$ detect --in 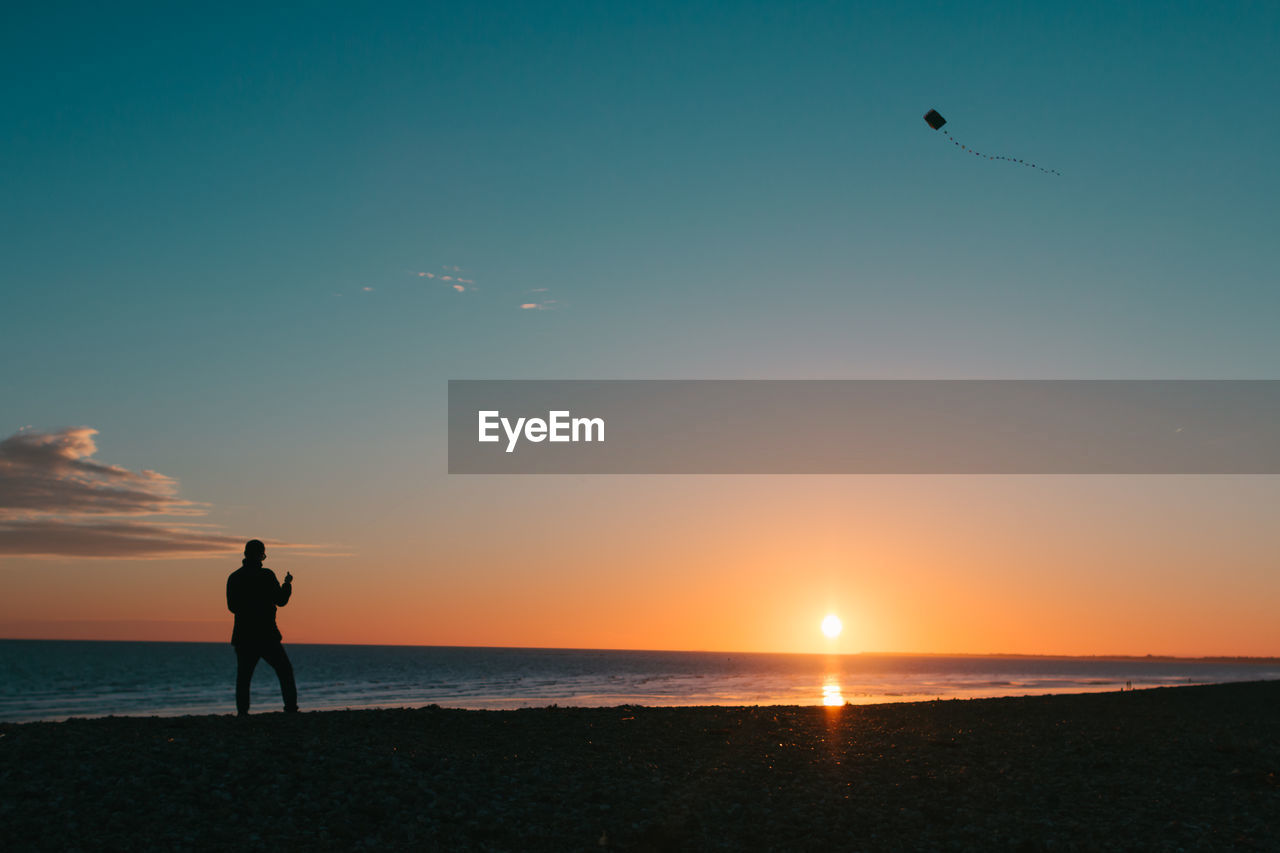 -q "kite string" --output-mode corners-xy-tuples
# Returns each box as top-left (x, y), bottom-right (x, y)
(940, 129), (1060, 176)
